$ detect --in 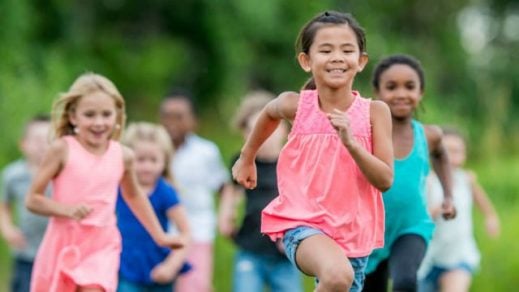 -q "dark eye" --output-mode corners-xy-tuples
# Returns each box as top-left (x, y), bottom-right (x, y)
(103, 111), (113, 118)
(320, 50), (331, 54)
(405, 83), (416, 90)
(385, 84), (396, 90)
